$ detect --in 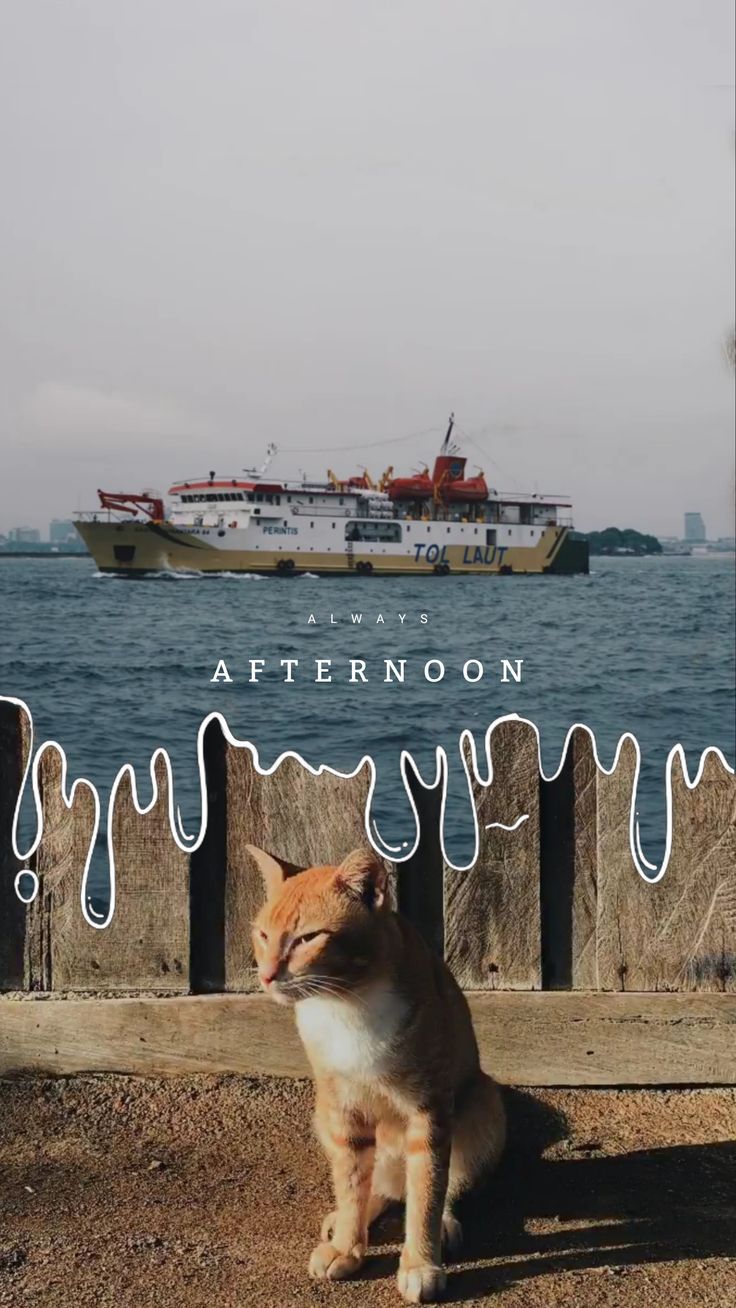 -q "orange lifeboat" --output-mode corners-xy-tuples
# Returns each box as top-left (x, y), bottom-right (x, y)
(387, 470), (434, 501)
(442, 474), (488, 503)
